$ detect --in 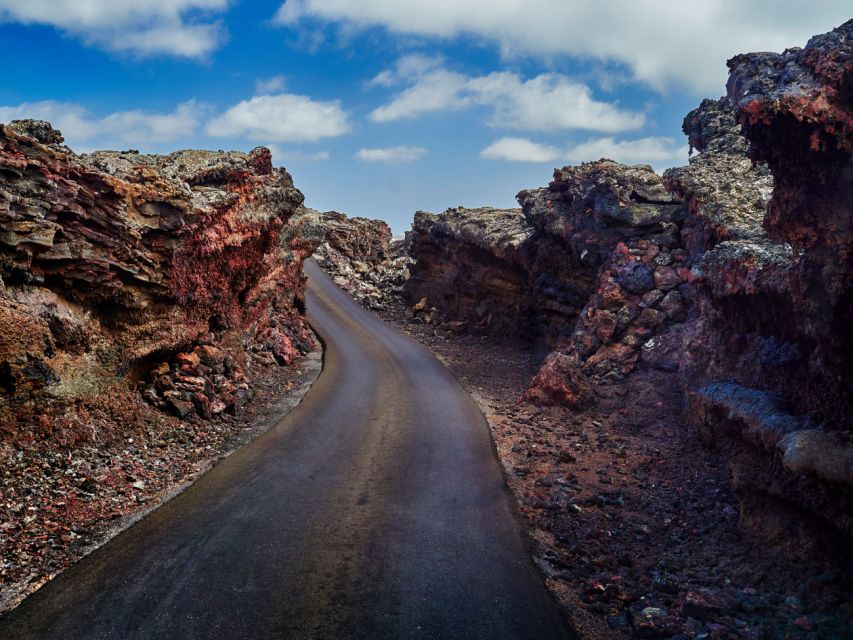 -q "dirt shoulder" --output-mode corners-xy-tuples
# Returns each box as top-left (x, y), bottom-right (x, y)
(0, 344), (322, 614)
